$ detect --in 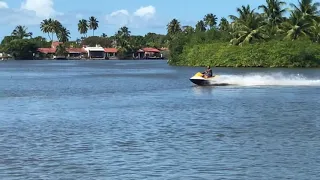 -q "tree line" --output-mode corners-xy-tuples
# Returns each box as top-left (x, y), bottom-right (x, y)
(166, 0), (320, 67)
(0, 16), (169, 59)
(1, 0), (320, 65)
